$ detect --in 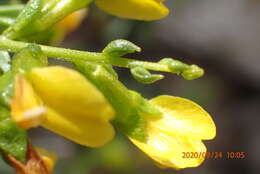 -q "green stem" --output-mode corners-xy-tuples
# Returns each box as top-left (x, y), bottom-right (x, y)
(0, 36), (171, 73)
(0, 5), (24, 17)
